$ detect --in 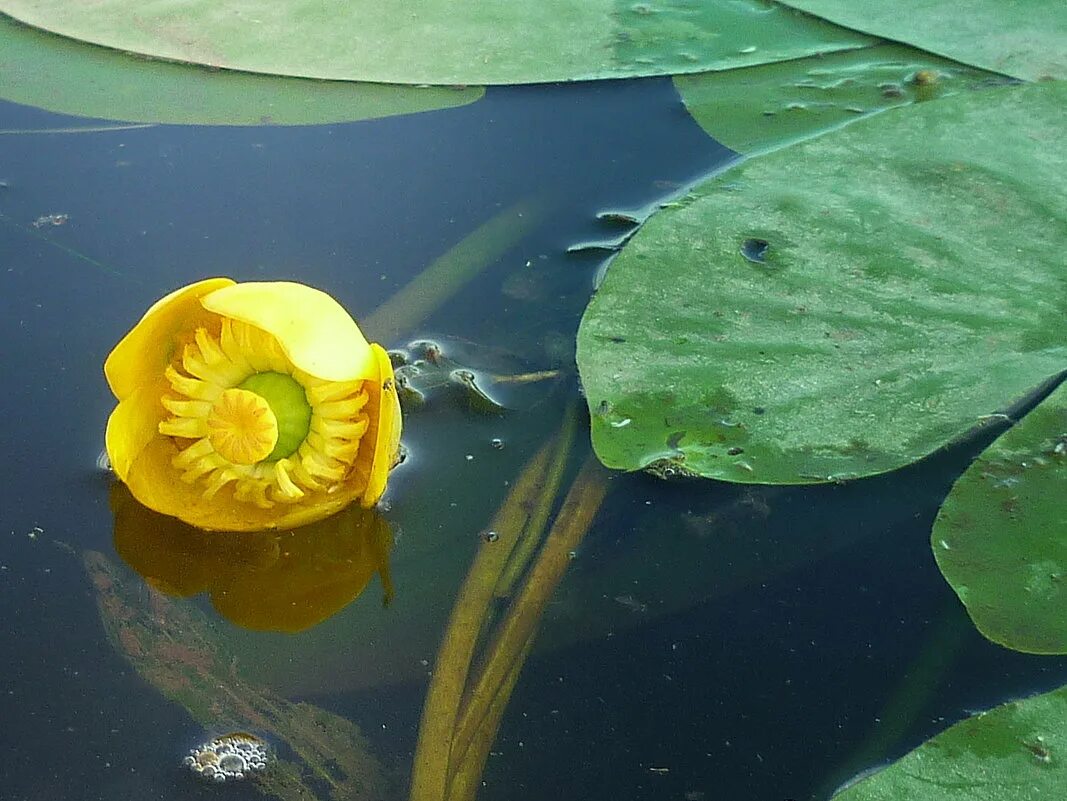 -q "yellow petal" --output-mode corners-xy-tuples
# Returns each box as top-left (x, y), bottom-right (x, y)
(104, 278), (235, 400)
(361, 344), (403, 508)
(105, 383), (165, 482)
(124, 436), (364, 532)
(201, 282), (376, 383)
